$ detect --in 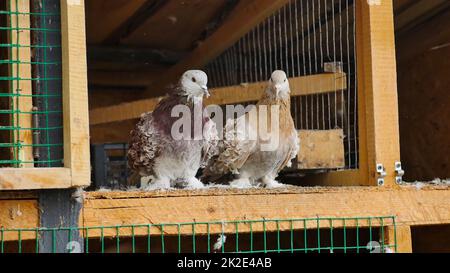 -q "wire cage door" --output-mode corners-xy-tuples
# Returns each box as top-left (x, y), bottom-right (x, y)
(204, 0), (400, 186)
(0, 0), (90, 190)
